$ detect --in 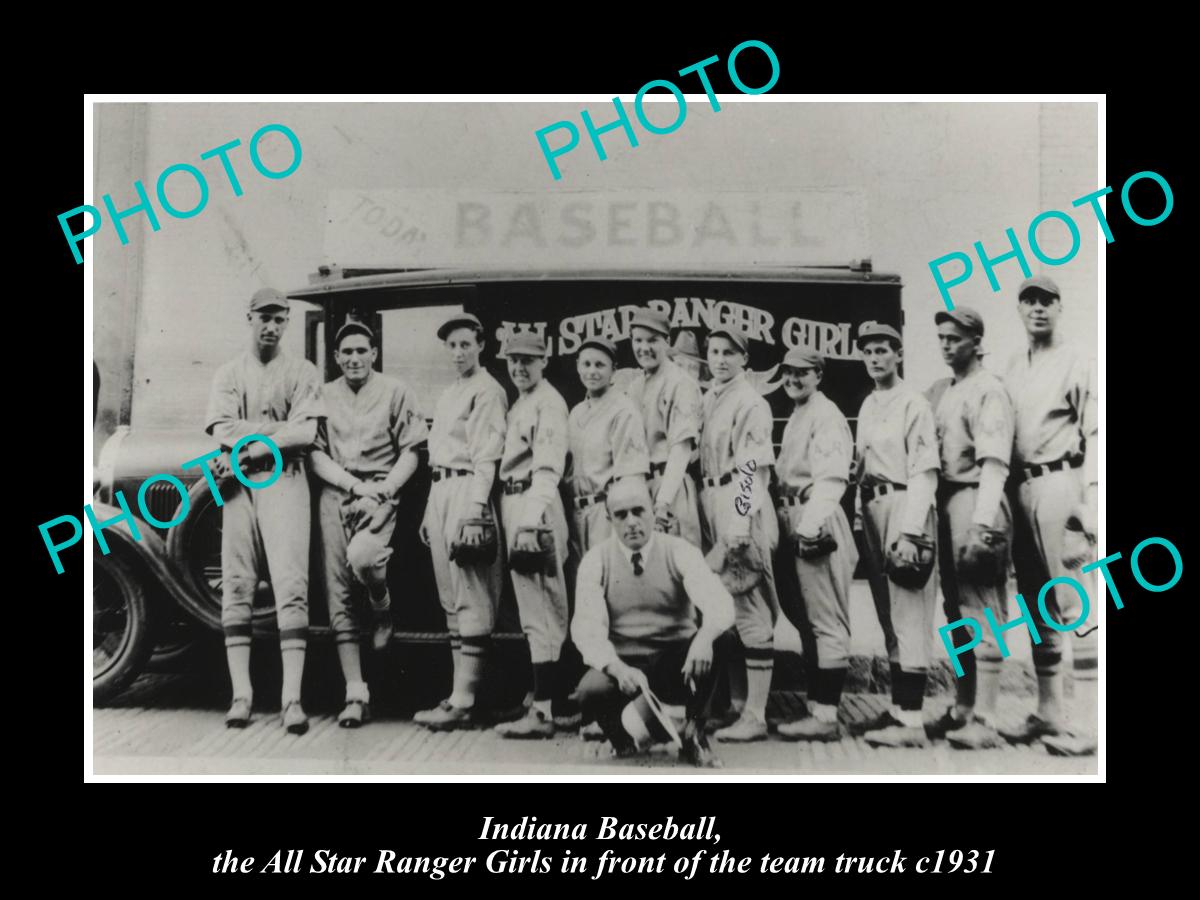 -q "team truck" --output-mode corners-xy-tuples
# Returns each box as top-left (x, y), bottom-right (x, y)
(92, 262), (902, 704)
